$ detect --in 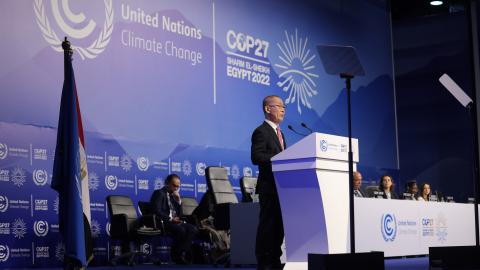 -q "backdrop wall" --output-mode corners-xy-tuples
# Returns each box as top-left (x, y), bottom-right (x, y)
(0, 0), (396, 267)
